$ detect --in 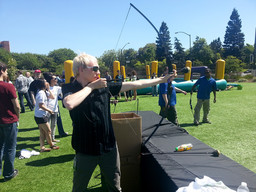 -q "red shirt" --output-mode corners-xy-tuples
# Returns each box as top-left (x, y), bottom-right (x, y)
(0, 81), (18, 124)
